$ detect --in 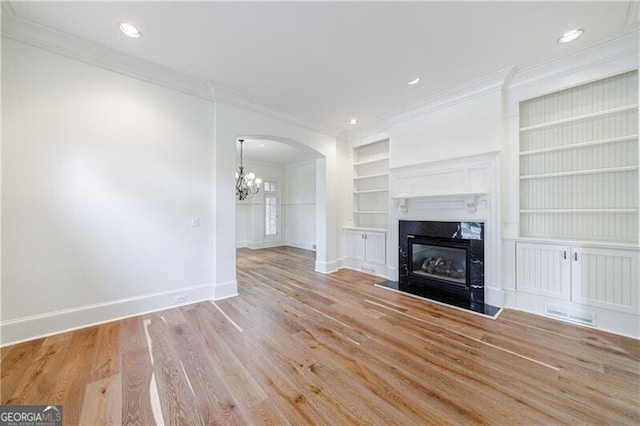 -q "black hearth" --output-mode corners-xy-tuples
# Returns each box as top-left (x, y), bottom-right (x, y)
(395, 220), (492, 314)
